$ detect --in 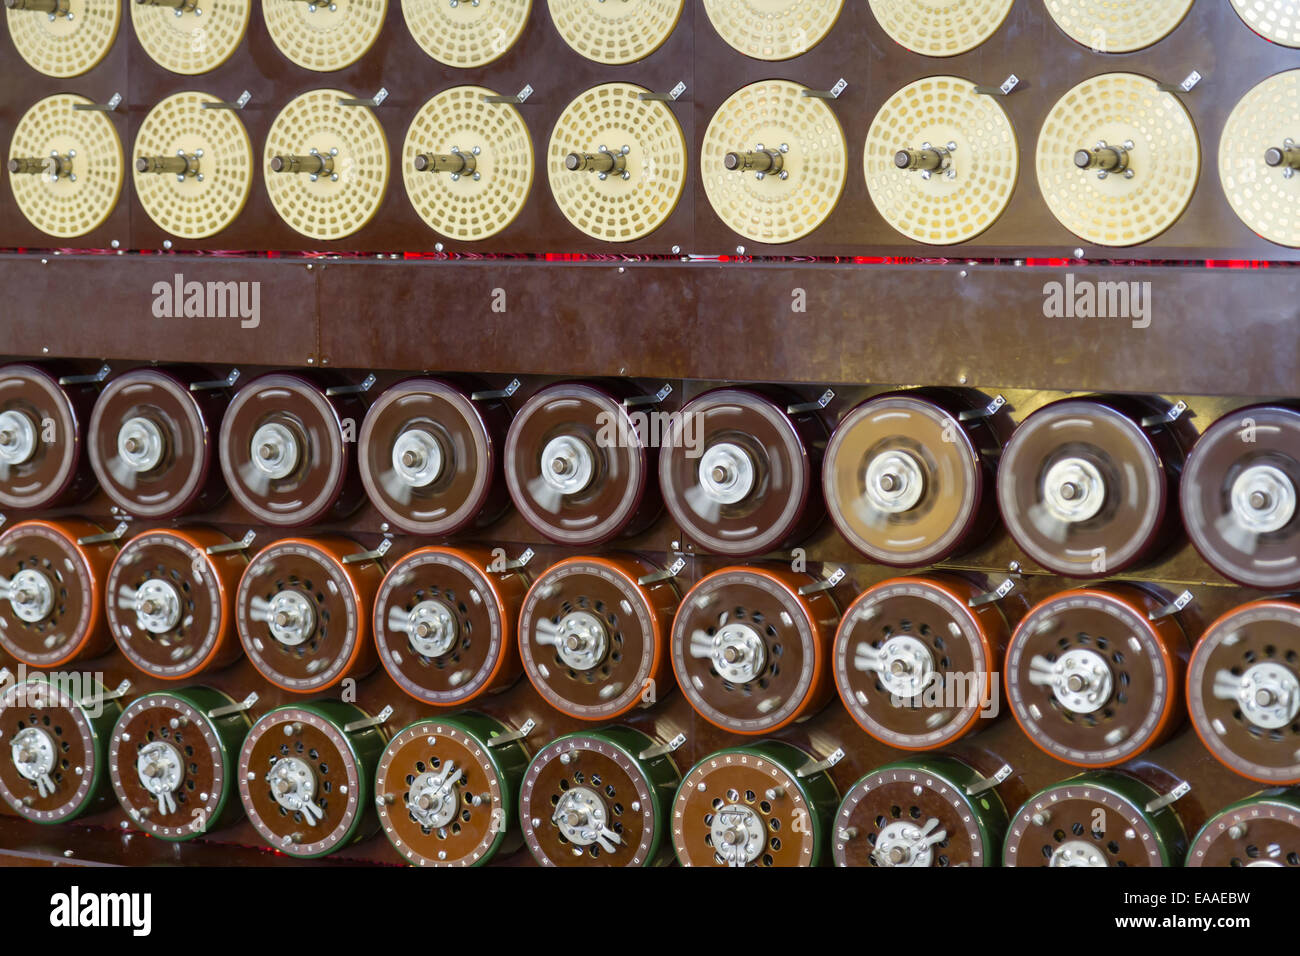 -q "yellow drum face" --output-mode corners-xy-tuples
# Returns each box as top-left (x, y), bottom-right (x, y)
(130, 0), (249, 74)
(261, 0), (386, 71)
(702, 0), (844, 60)
(546, 0), (682, 64)
(868, 0), (1012, 57)
(1044, 0), (1192, 53)
(403, 0), (531, 67)
(6, 0), (120, 77)
(1220, 70), (1300, 247)
(1230, 0), (1300, 48)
